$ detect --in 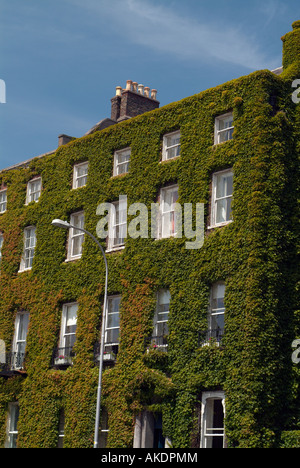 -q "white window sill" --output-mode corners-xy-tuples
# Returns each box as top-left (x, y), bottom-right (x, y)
(160, 156), (181, 163)
(65, 256), (82, 263)
(18, 267), (32, 274)
(207, 220), (233, 230)
(106, 245), (125, 254)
